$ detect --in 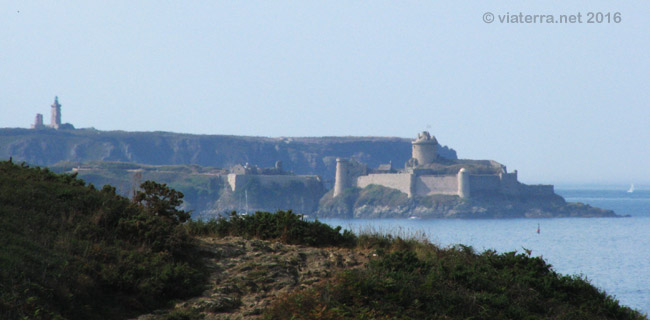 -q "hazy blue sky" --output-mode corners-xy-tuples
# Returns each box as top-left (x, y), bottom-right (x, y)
(1, 2), (648, 185)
